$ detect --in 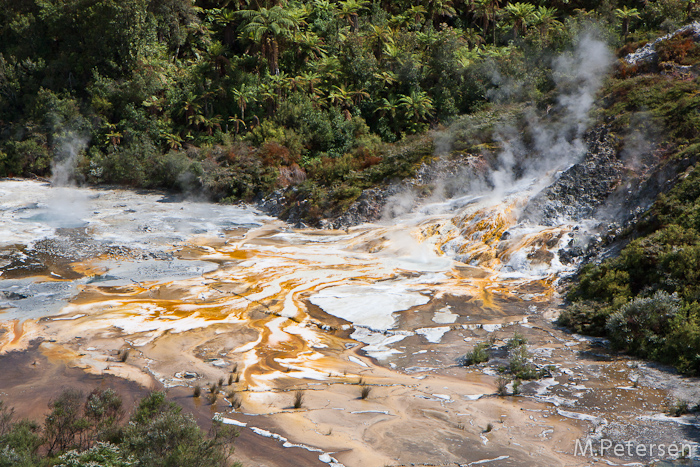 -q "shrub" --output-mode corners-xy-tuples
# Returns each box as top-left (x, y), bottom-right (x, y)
(496, 377), (509, 396)
(122, 392), (239, 466)
(508, 345), (548, 380)
(512, 379), (522, 395)
(44, 389), (88, 455)
(460, 342), (490, 366)
(227, 392), (242, 411)
(666, 398), (690, 417)
(605, 291), (681, 357)
(1, 139), (52, 177)
(0, 418), (43, 467)
(84, 388), (123, 441)
(56, 442), (134, 467)
(657, 32), (700, 65)
(507, 331), (528, 349)
(556, 301), (611, 336)
(149, 151), (202, 191)
(568, 264), (631, 305)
